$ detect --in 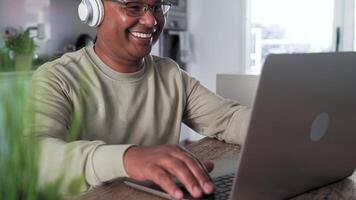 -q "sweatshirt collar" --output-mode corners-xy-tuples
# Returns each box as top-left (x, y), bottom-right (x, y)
(85, 45), (148, 82)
